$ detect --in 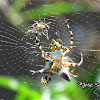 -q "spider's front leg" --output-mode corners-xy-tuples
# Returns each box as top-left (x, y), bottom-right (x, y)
(61, 20), (74, 59)
(42, 53), (54, 61)
(35, 30), (54, 62)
